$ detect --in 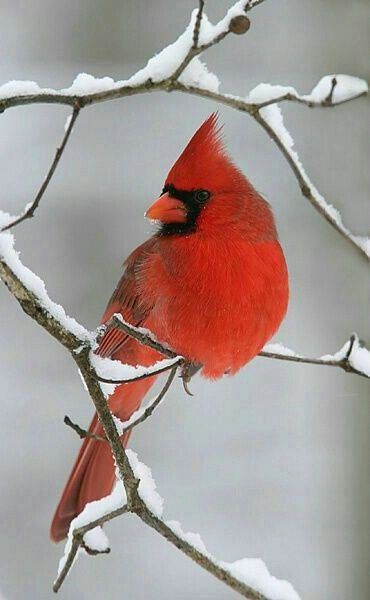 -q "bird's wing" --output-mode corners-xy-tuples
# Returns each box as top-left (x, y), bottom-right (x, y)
(97, 237), (156, 358)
